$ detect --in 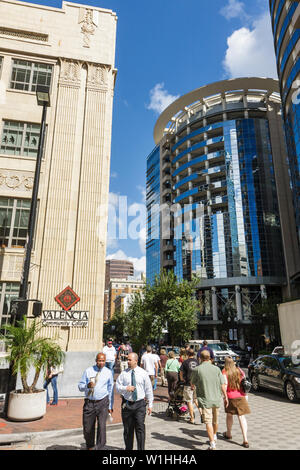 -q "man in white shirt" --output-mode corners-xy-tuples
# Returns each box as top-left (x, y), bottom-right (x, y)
(141, 345), (159, 387)
(102, 340), (117, 372)
(116, 352), (153, 450)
